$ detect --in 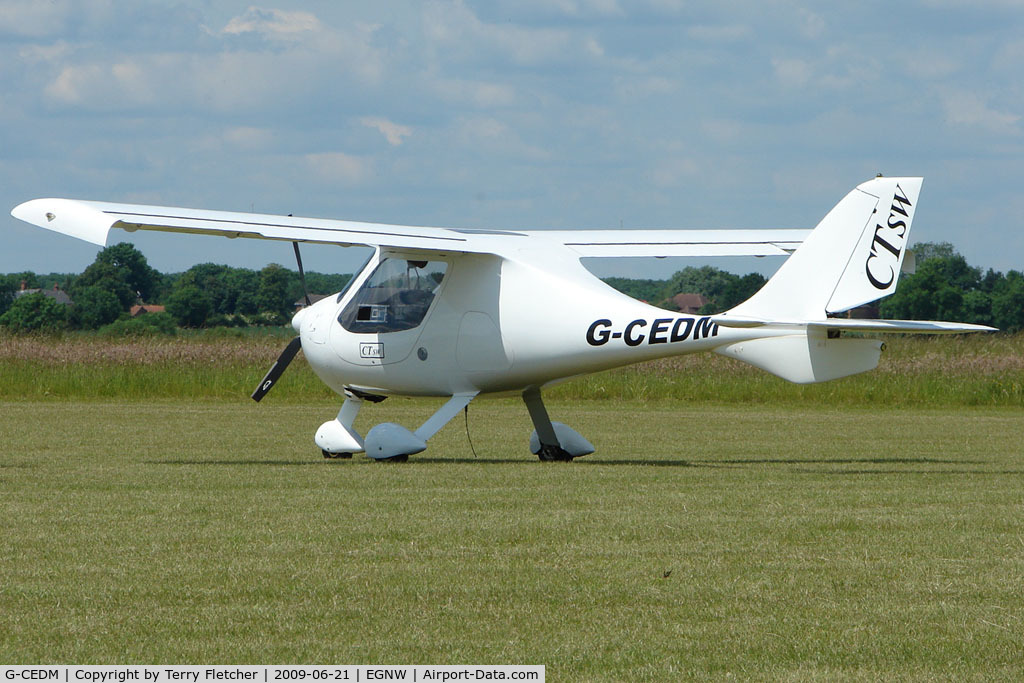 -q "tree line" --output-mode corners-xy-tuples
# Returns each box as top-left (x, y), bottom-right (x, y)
(606, 241), (1024, 332)
(1, 240), (1022, 334)
(0, 242), (352, 334)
